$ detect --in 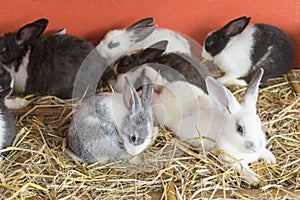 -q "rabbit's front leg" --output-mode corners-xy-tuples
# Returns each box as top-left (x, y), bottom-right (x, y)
(221, 154), (259, 184)
(260, 148), (276, 164)
(218, 75), (247, 86)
